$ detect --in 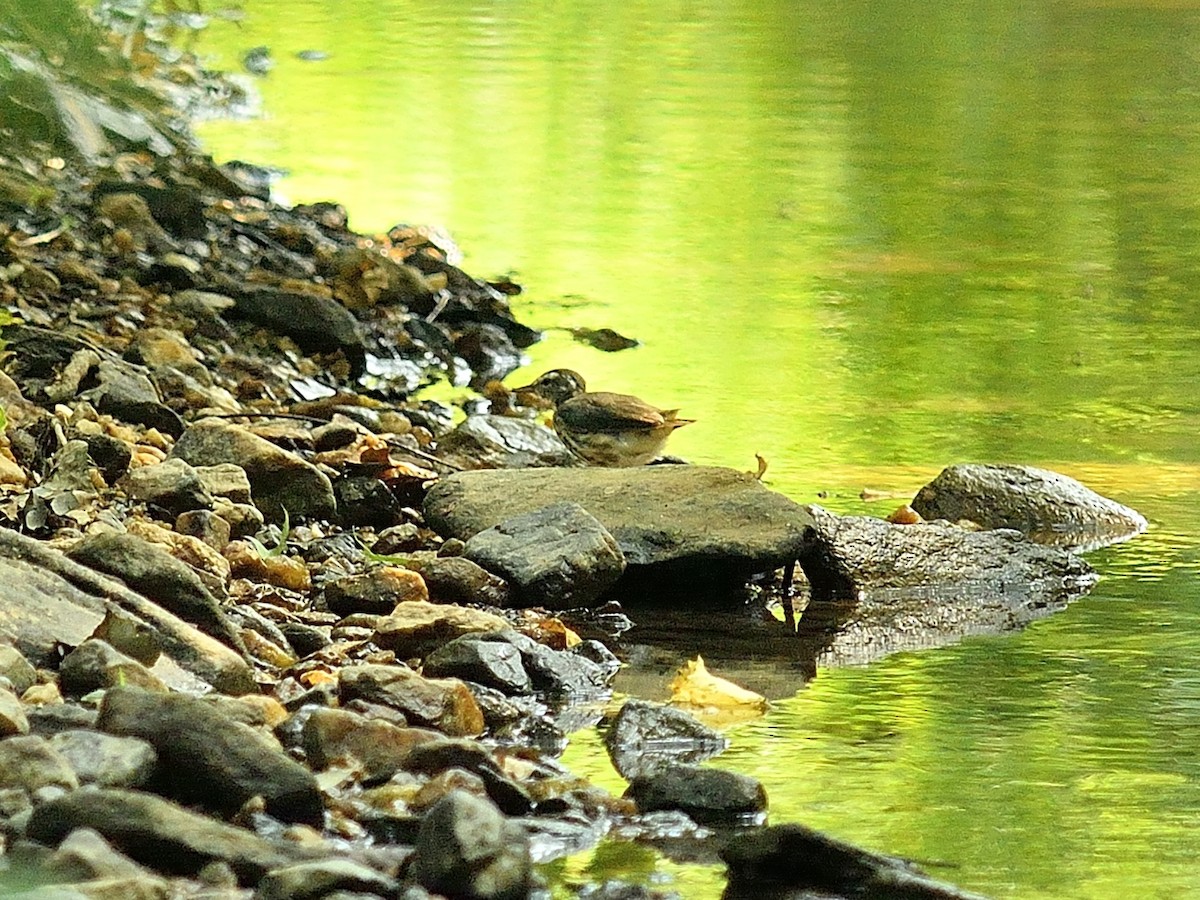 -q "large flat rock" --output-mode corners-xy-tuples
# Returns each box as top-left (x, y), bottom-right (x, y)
(424, 466), (813, 584)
